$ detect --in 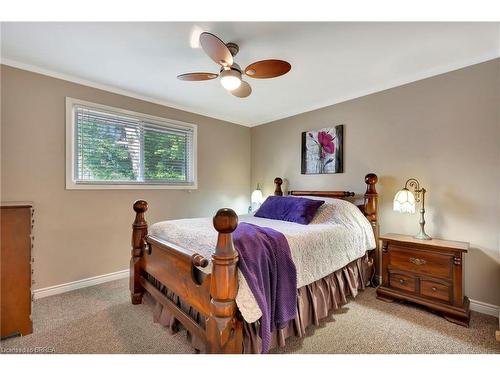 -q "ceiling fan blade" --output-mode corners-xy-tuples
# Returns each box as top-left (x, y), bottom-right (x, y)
(244, 59), (291, 79)
(199, 32), (233, 67)
(177, 72), (218, 81)
(231, 81), (252, 98)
